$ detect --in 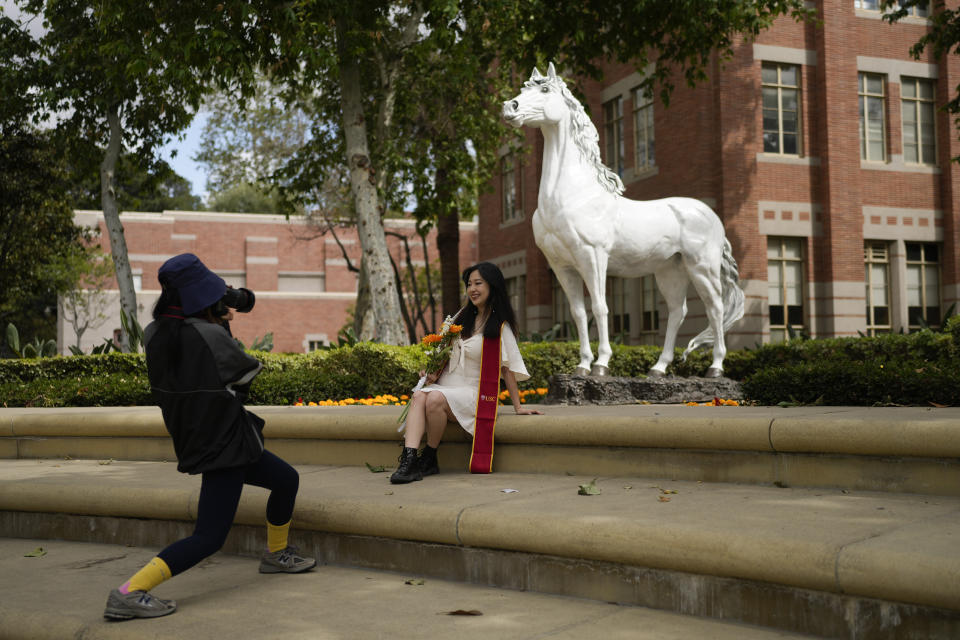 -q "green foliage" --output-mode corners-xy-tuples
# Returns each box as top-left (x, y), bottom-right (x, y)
(5, 322), (58, 359)
(237, 333), (275, 352)
(207, 182), (284, 214)
(0, 372), (152, 407)
(0, 127), (90, 339)
(5, 326), (957, 407)
(5, 323), (20, 358)
(741, 330), (960, 406)
(247, 343), (423, 405)
(0, 352), (146, 386)
(68, 153), (204, 212)
(743, 360), (960, 407)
